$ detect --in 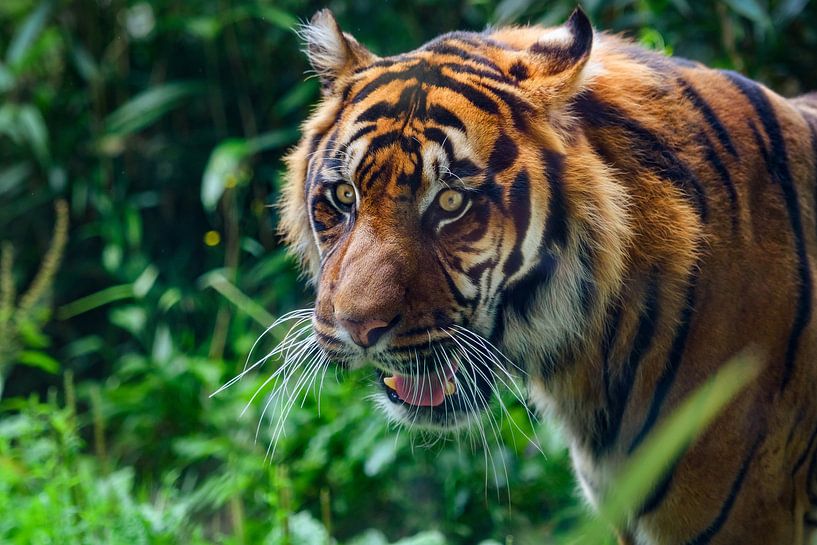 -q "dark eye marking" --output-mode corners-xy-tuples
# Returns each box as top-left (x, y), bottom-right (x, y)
(427, 104), (467, 133)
